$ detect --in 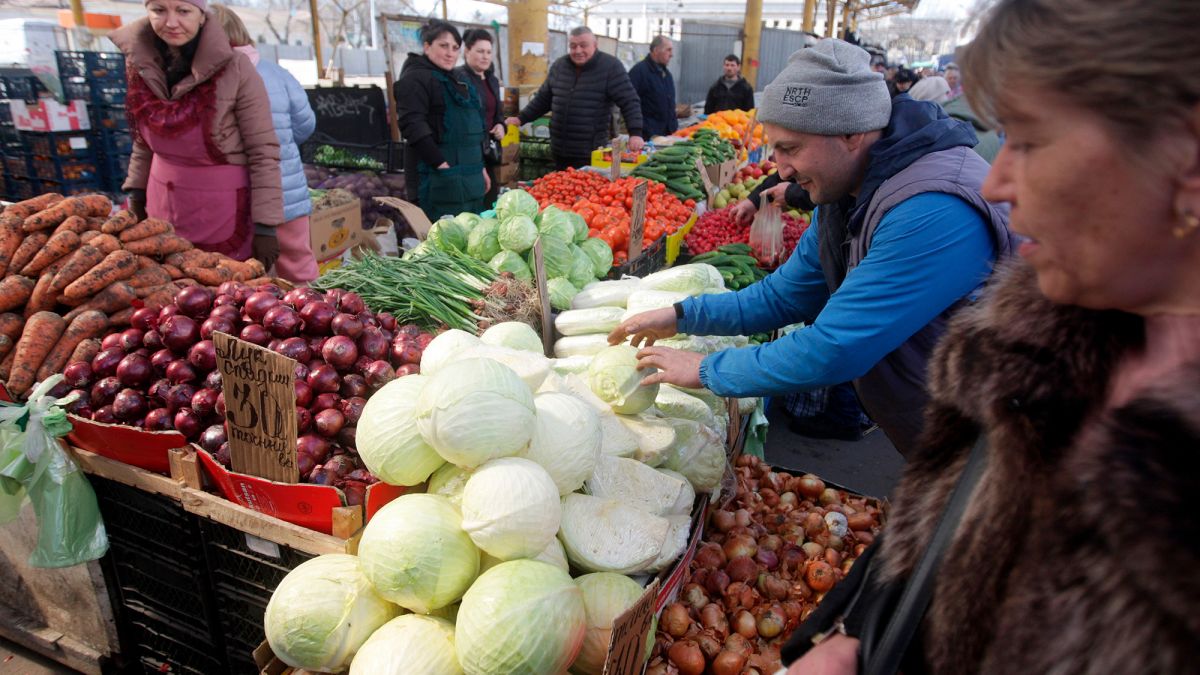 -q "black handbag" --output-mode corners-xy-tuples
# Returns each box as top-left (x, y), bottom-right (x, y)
(781, 435), (990, 674)
(483, 136), (502, 166)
